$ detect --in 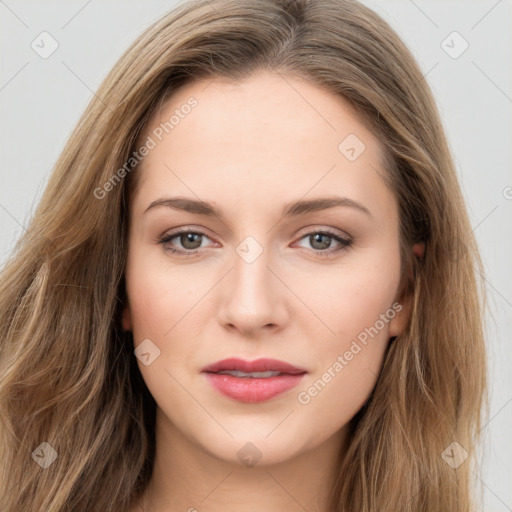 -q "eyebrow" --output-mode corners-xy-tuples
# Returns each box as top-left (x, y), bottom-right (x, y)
(144, 195), (372, 219)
